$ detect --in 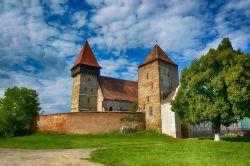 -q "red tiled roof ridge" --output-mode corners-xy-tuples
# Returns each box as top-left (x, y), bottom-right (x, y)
(99, 75), (138, 83)
(73, 40), (101, 68)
